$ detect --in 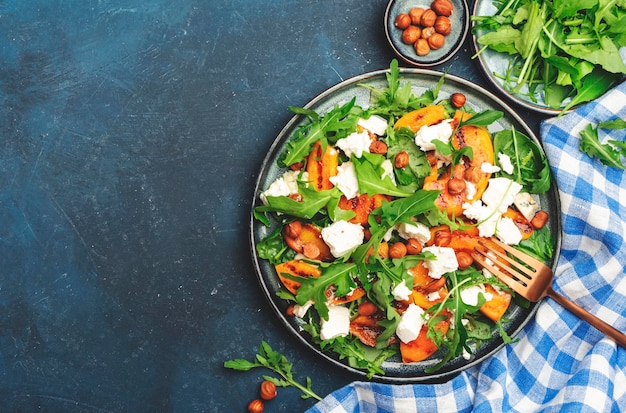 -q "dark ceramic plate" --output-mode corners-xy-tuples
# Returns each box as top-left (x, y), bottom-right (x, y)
(384, 0), (469, 67)
(250, 68), (562, 383)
